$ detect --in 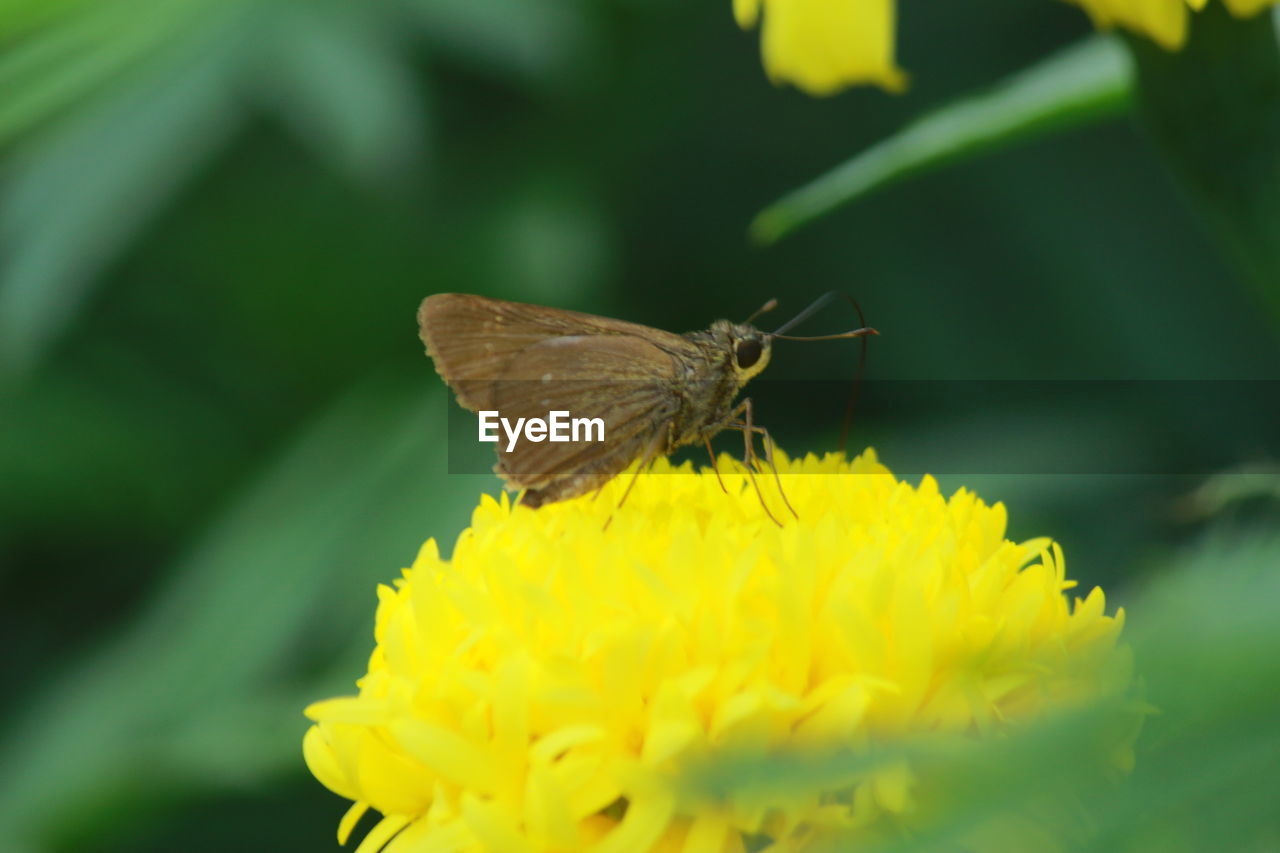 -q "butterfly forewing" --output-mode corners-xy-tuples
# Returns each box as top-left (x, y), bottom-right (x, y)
(488, 335), (680, 498)
(419, 293), (696, 411)
(419, 294), (698, 505)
